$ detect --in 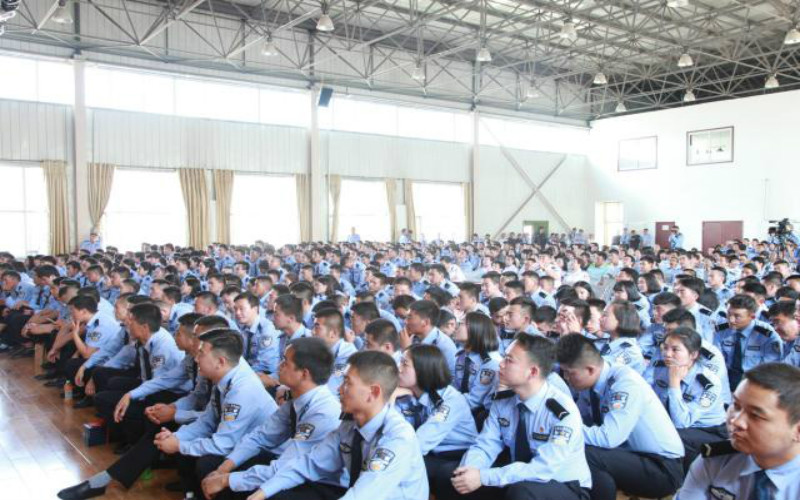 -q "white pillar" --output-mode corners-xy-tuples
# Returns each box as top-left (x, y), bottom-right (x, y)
(471, 109), (480, 236)
(309, 89), (324, 241)
(73, 58), (91, 247)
